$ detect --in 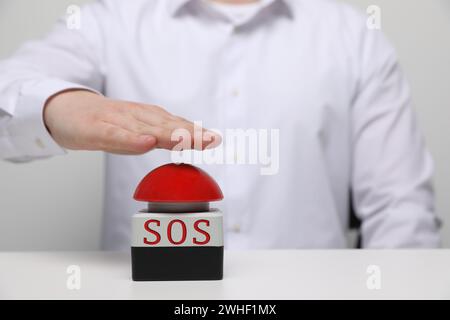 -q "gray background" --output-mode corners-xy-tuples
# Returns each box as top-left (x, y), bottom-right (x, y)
(0, 0), (449, 250)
